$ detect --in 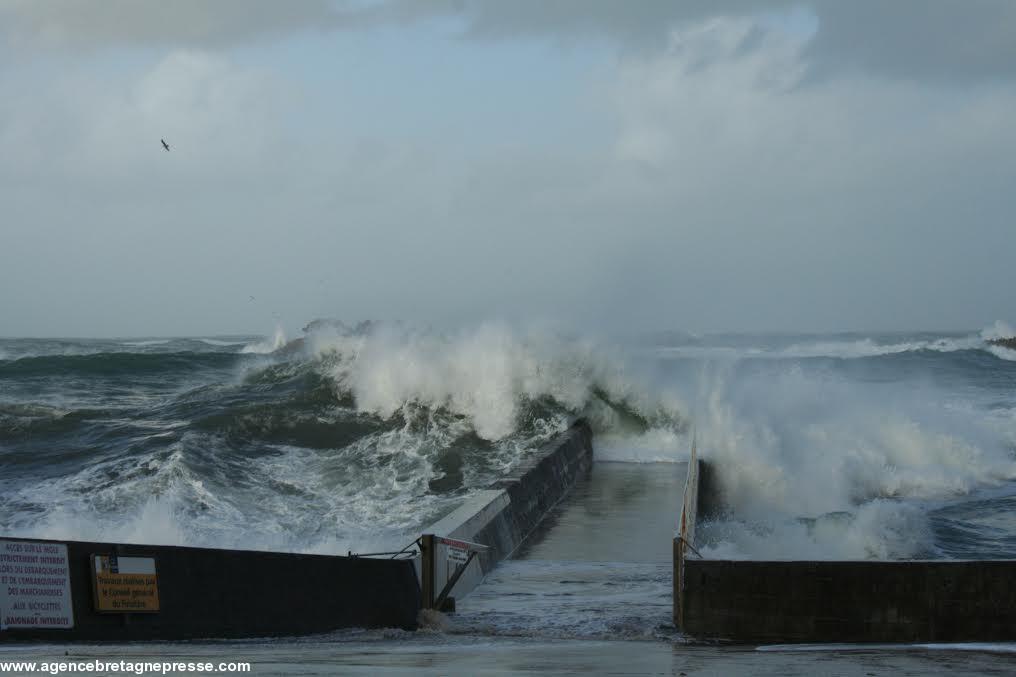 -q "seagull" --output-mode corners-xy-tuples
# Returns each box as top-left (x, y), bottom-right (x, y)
(161, 139), (170, 152)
